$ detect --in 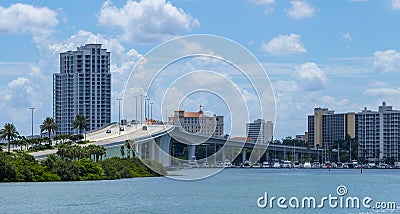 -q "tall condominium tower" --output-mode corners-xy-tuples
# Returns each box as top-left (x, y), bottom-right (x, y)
(307, 108), (356, 148)
(53, 44), (111, 134)
(246, 119), (273, 144)
(357, 102), (400, 162)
